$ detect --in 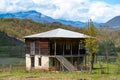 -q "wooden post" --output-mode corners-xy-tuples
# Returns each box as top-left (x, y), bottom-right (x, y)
(84, 56), (86, 67)
(78, 43), (80, 55)
(54, 40), (56, 56)
(71, 57), (73, 65)
(78, 42), (81, 55)
(71, 43), (72, 56)
(63, 42), (64, 56)
(9, 64), (12, 72)
(39, 45), (41, 55)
